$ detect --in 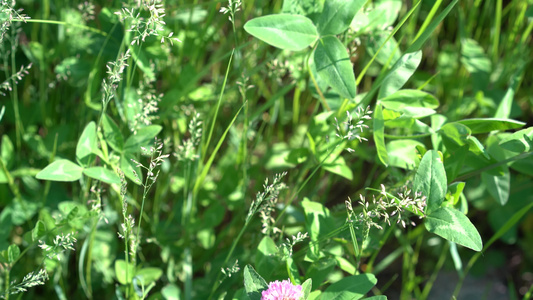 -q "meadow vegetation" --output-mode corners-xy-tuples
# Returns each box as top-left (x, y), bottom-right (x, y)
(0, 0), (532, 299)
